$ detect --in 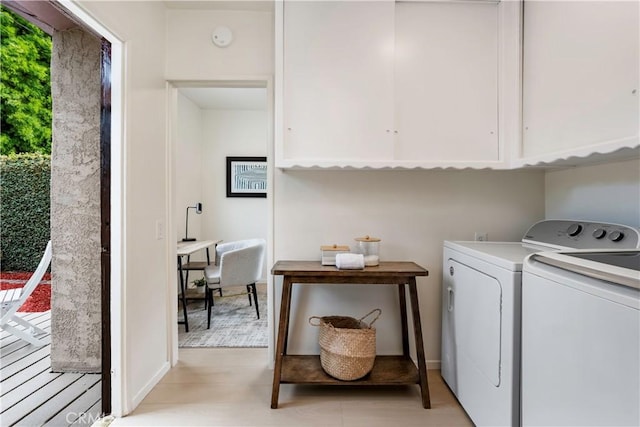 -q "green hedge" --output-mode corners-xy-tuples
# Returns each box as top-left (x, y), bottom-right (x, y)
(0, 153), (50, 271)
